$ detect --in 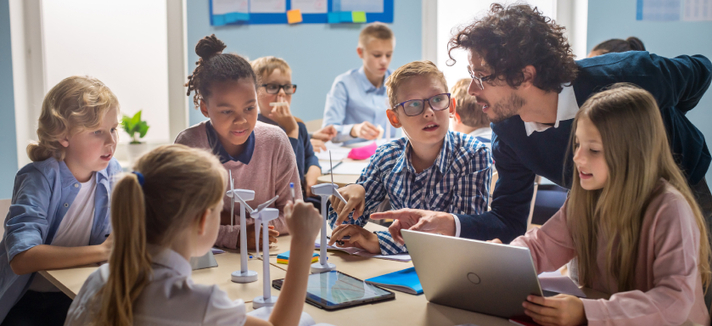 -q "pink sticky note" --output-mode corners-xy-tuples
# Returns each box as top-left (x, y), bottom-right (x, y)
(347, 142), (377, 160)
